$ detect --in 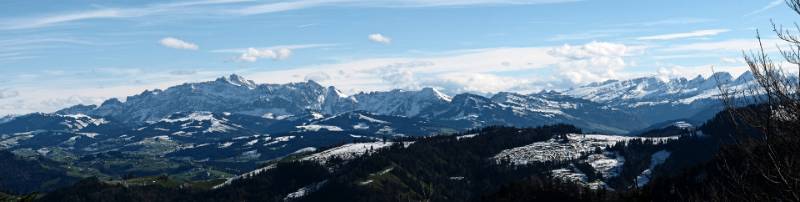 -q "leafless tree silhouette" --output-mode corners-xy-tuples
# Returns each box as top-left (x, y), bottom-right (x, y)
(710, 1), (800, 201)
